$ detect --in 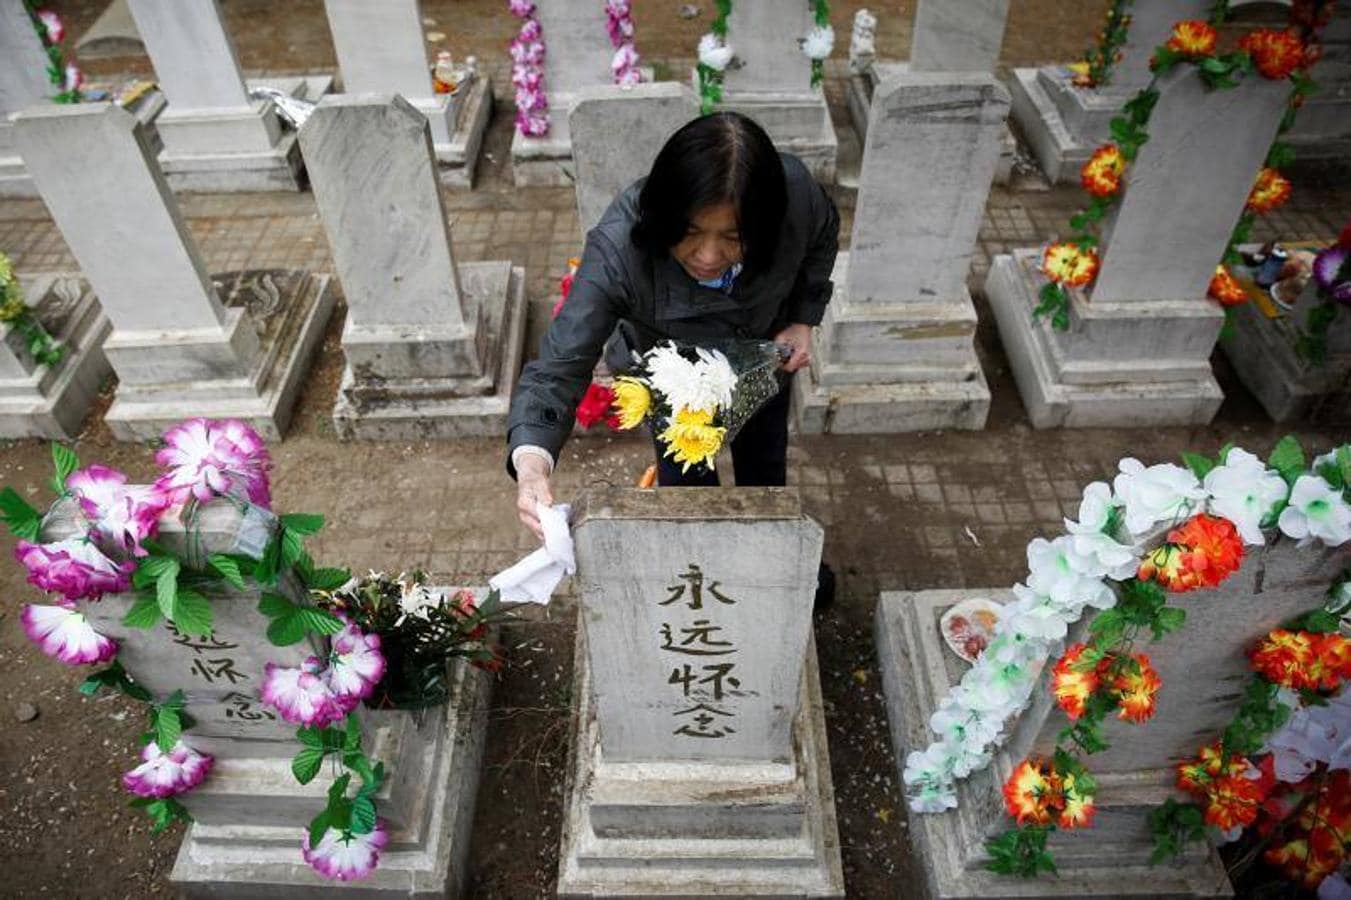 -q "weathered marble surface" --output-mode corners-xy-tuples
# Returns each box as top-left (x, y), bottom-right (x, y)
(910, 0), (1010, 74)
